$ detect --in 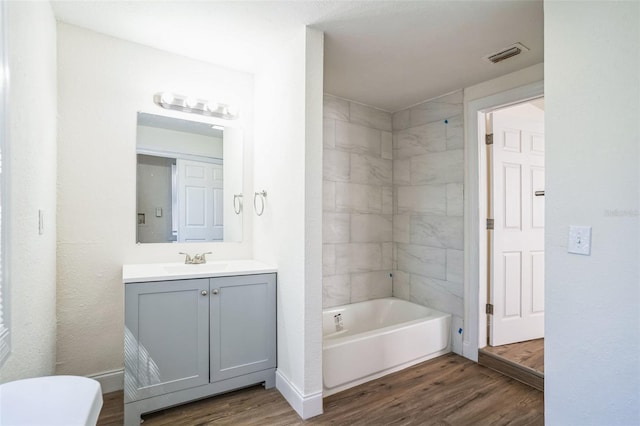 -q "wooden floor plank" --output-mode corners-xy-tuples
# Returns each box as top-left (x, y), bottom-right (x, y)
(478, 351), (544, 392)
(98, 354), (543, 426)
(482, 339), (544, 373)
